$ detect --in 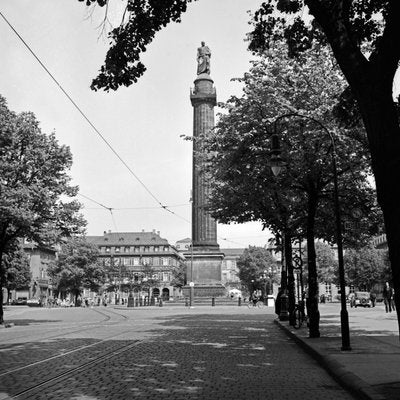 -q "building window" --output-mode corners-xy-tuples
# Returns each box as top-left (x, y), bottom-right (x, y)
(115, 247), (120, 253)
(133, 257), (140, 266)
(105, 247), (110, 253)
(122, 257), (129, 266)
(154, 246), (159, 252)
(164, 246), (169, 252)
(142, 257), (150, 265)
(162, 272), (170, 282)
(162, 257), (169, 266)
